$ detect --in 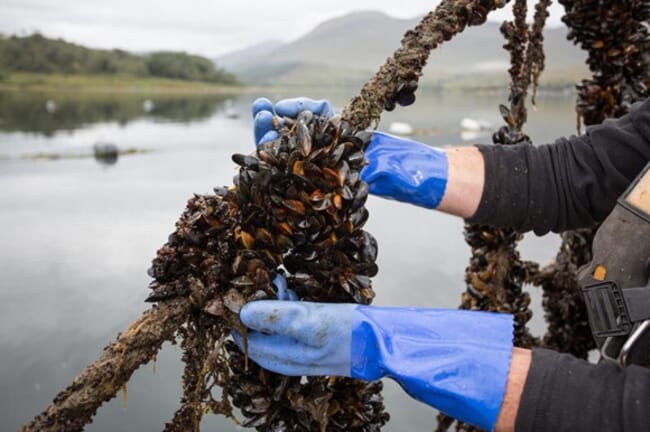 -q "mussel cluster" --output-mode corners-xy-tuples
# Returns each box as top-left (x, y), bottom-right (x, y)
(147, 111), (388, 430)
(532, 229), (596, 357)
(461, 227), (538, 345)
(497, 0), (552, 137)
(384, 79), (418, 111)
(491, 104), (531, 145)
(499, 0), (530, 130)
(146, 193), (241, 305)
(226, 340), (387, 431)
(560, 0), (650, 125)
(232, 112), (379, 305)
